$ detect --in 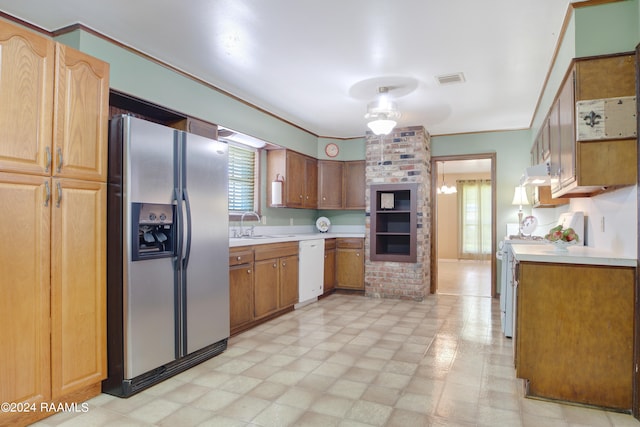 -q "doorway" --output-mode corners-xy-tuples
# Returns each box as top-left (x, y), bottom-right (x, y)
(430, 154), (497, 297)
